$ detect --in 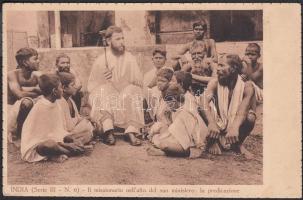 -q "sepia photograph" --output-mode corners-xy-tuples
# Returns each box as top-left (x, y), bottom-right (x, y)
(2, 3), (301, 198)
